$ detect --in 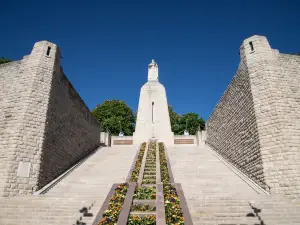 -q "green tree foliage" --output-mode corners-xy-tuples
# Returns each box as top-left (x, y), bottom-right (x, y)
(168, 106), (205, 135)
(92, 100), (135, 136)
(198, 117), (206, 131)
(0, 57), (12, 65)
(168, 106), (181, 134)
